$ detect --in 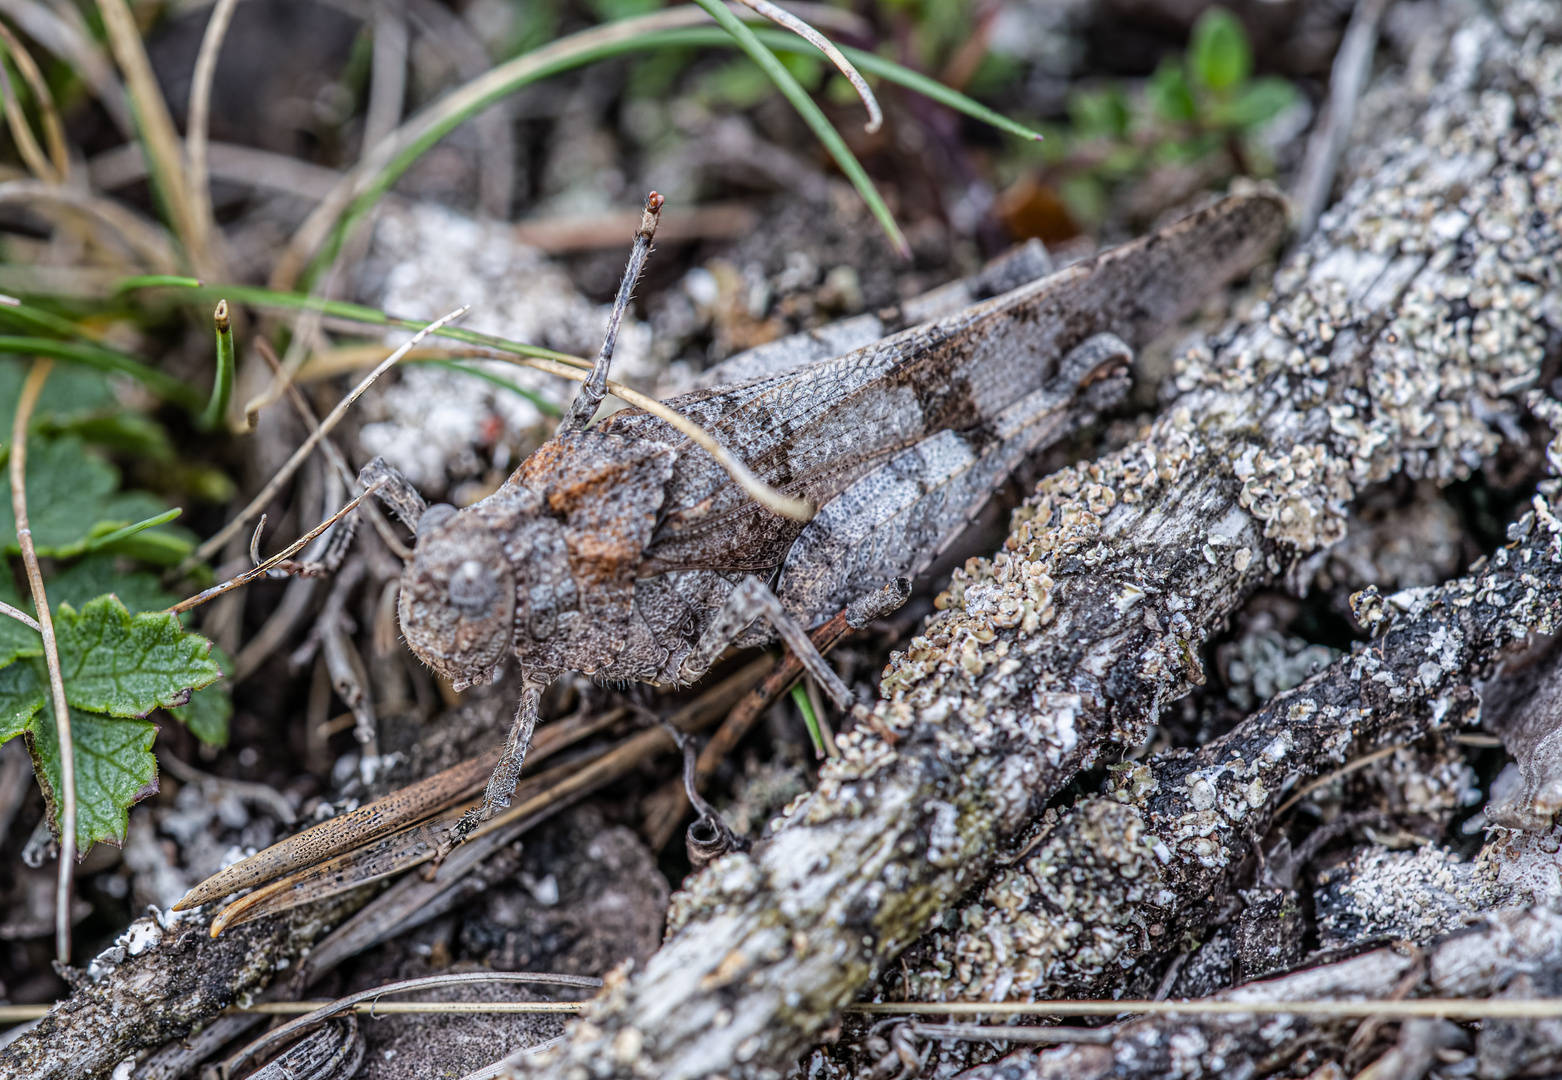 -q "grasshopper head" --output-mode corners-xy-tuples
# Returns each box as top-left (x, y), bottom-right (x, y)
(399, 501), (517, 691)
